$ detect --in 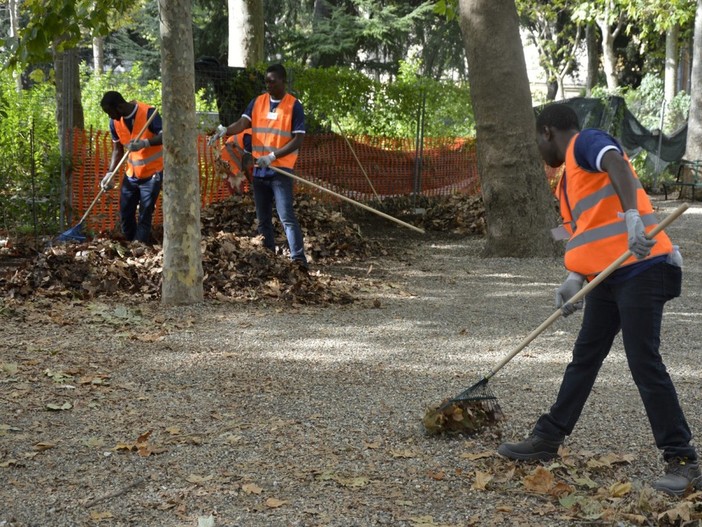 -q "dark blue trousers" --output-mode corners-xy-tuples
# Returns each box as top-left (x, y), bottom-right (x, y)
(534, 262), (696, 461)
(119, 173), (162, 243)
